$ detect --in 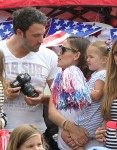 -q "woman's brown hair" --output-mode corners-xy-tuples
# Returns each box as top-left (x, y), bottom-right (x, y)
(101, 38), (117, 121)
